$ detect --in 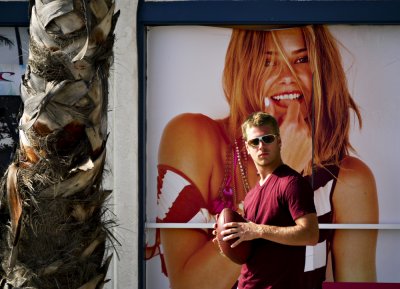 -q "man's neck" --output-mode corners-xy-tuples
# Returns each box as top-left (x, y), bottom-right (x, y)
(258, 159), (284, 185)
